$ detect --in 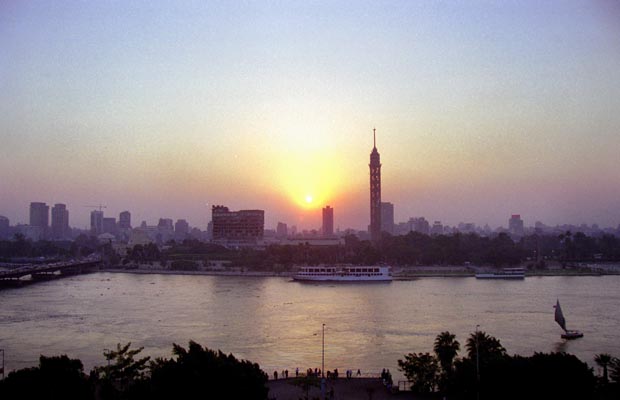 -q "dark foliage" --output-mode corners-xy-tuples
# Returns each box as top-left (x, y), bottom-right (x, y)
(0, 355), (92, 400)
(149, 341), (268, 400)
(0, 342), (269, 400)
